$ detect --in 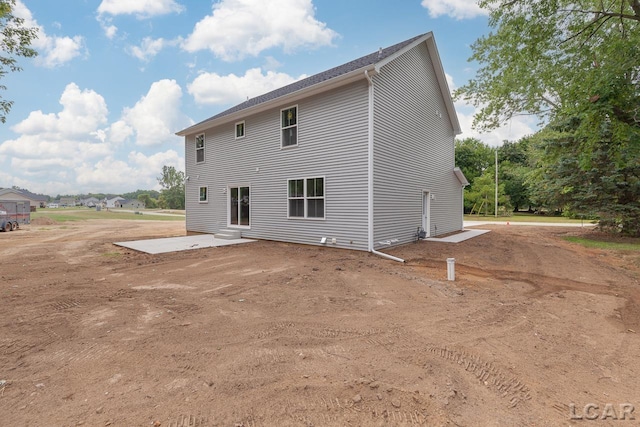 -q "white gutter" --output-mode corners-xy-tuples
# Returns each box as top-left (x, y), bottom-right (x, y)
(364, 69), (405, 264)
